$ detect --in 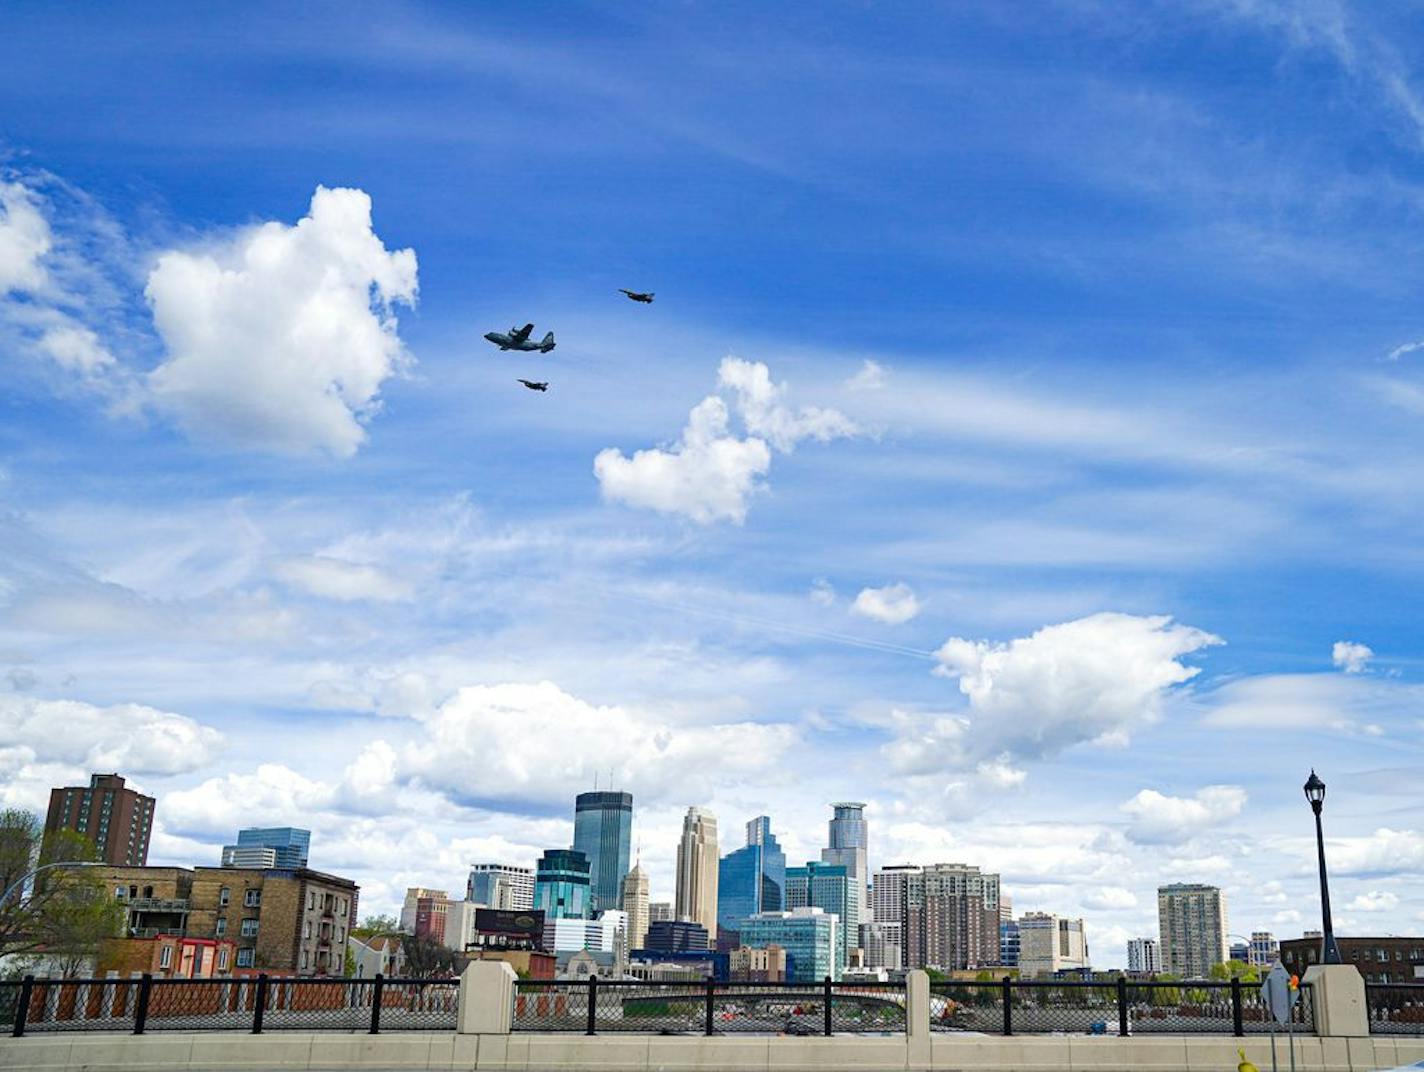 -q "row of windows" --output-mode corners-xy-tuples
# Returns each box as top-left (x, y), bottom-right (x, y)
(216, 887), (262, 908)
